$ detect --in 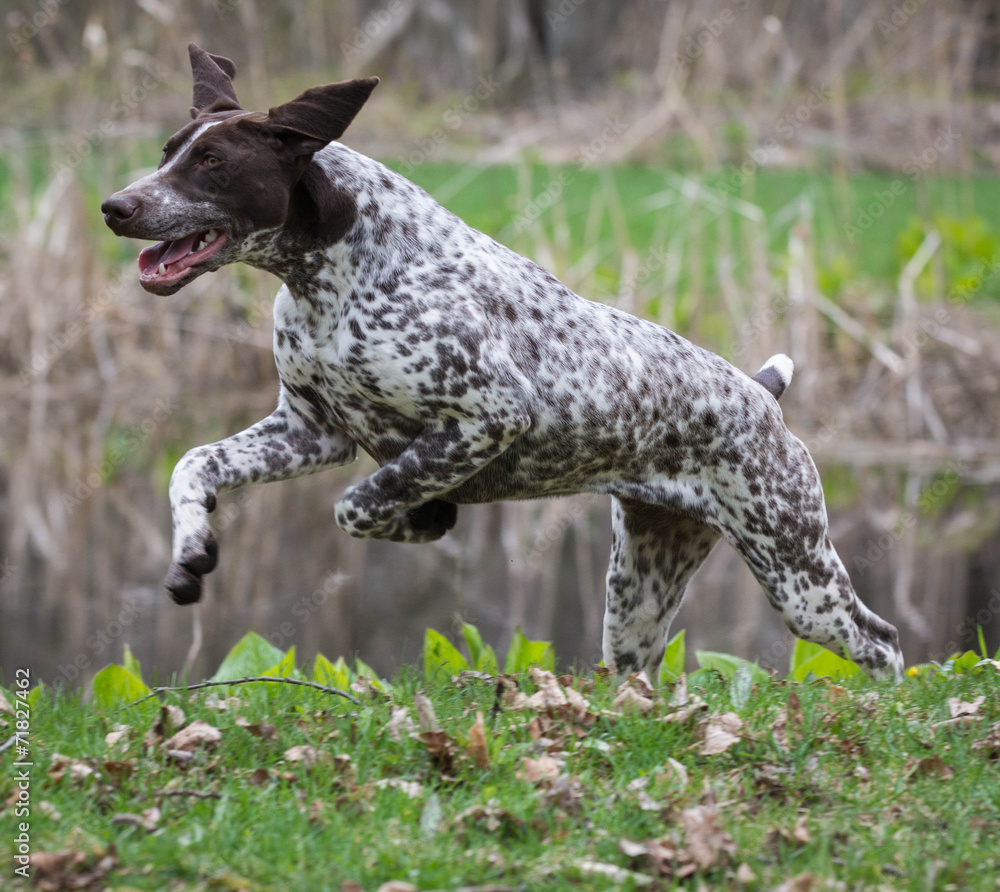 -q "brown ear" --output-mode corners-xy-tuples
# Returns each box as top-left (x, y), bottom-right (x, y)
(265, 78), (379, 155)
(188, 43), (243, 118)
